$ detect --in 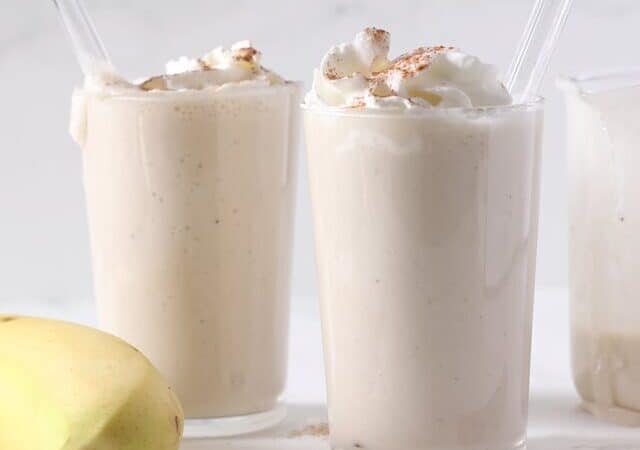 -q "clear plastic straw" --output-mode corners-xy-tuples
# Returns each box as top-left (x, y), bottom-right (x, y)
(506, 0), (574, 102)
(51, 0), (112, 76)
